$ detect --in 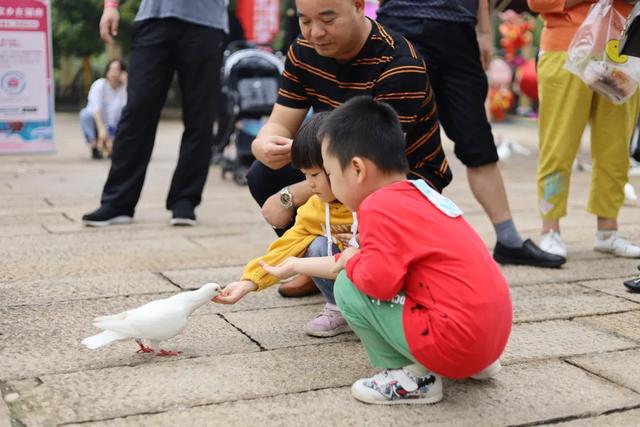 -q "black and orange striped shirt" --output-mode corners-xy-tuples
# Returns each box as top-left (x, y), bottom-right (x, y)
(277, 19), (452, 191)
